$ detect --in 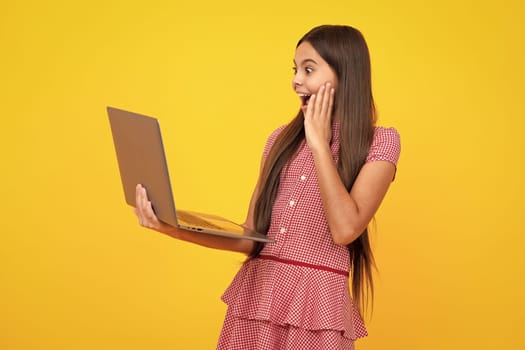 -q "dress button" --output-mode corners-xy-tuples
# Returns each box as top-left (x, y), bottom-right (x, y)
(289, 200), (295, 207)
(280, 227), (286, 234)
(300, 175), (306, 181)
